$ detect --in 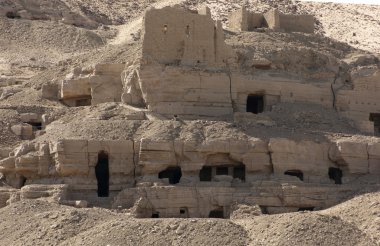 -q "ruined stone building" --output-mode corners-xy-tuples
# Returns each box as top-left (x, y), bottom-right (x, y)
(229, 7), (314, 33)
(0, 6), (379, 219)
